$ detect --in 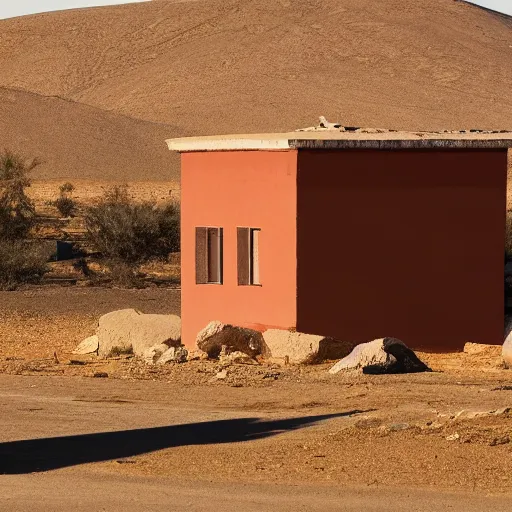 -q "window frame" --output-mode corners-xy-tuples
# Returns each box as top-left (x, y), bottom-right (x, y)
(237, 226), (261, 286)
(196, 226), (223, 285)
